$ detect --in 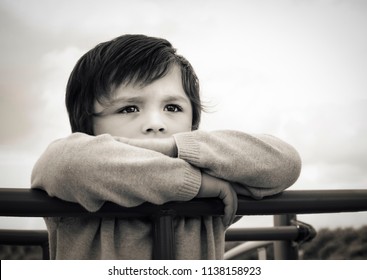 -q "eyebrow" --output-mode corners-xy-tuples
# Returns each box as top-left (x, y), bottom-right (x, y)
(109, 94), (190, 106)
(109, 96), (145, 105)
(161, 95), (191, 105)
